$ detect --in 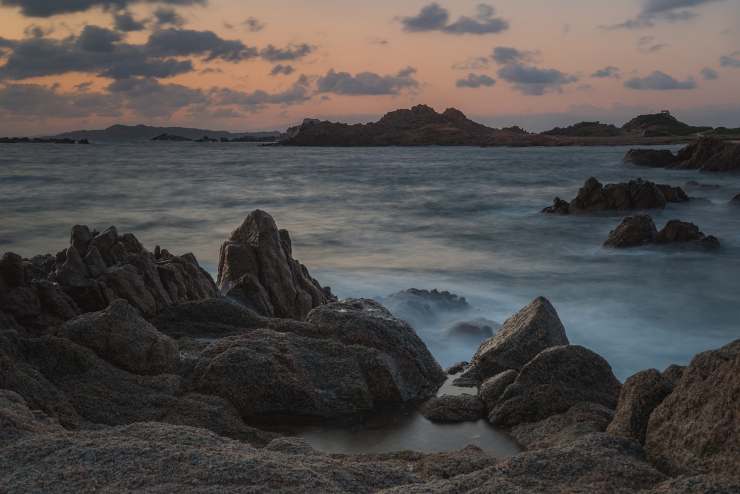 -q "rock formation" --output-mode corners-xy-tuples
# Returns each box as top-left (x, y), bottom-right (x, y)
(420, 394), (485, 423)
(543, 177), (689, 214)
(624, 149), (679, 167)
(216, 209), (334, 320)
(606, 369), (673, 444)
(604, 215), (720, 249)
(625, 137), (740, 172)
